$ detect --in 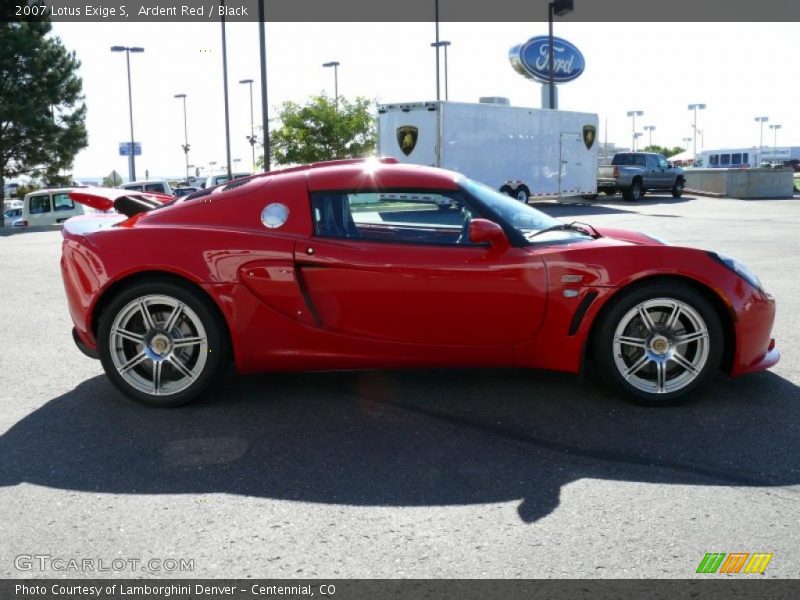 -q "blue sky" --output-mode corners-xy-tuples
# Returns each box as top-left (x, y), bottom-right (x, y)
(50, 21), (799, 180)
